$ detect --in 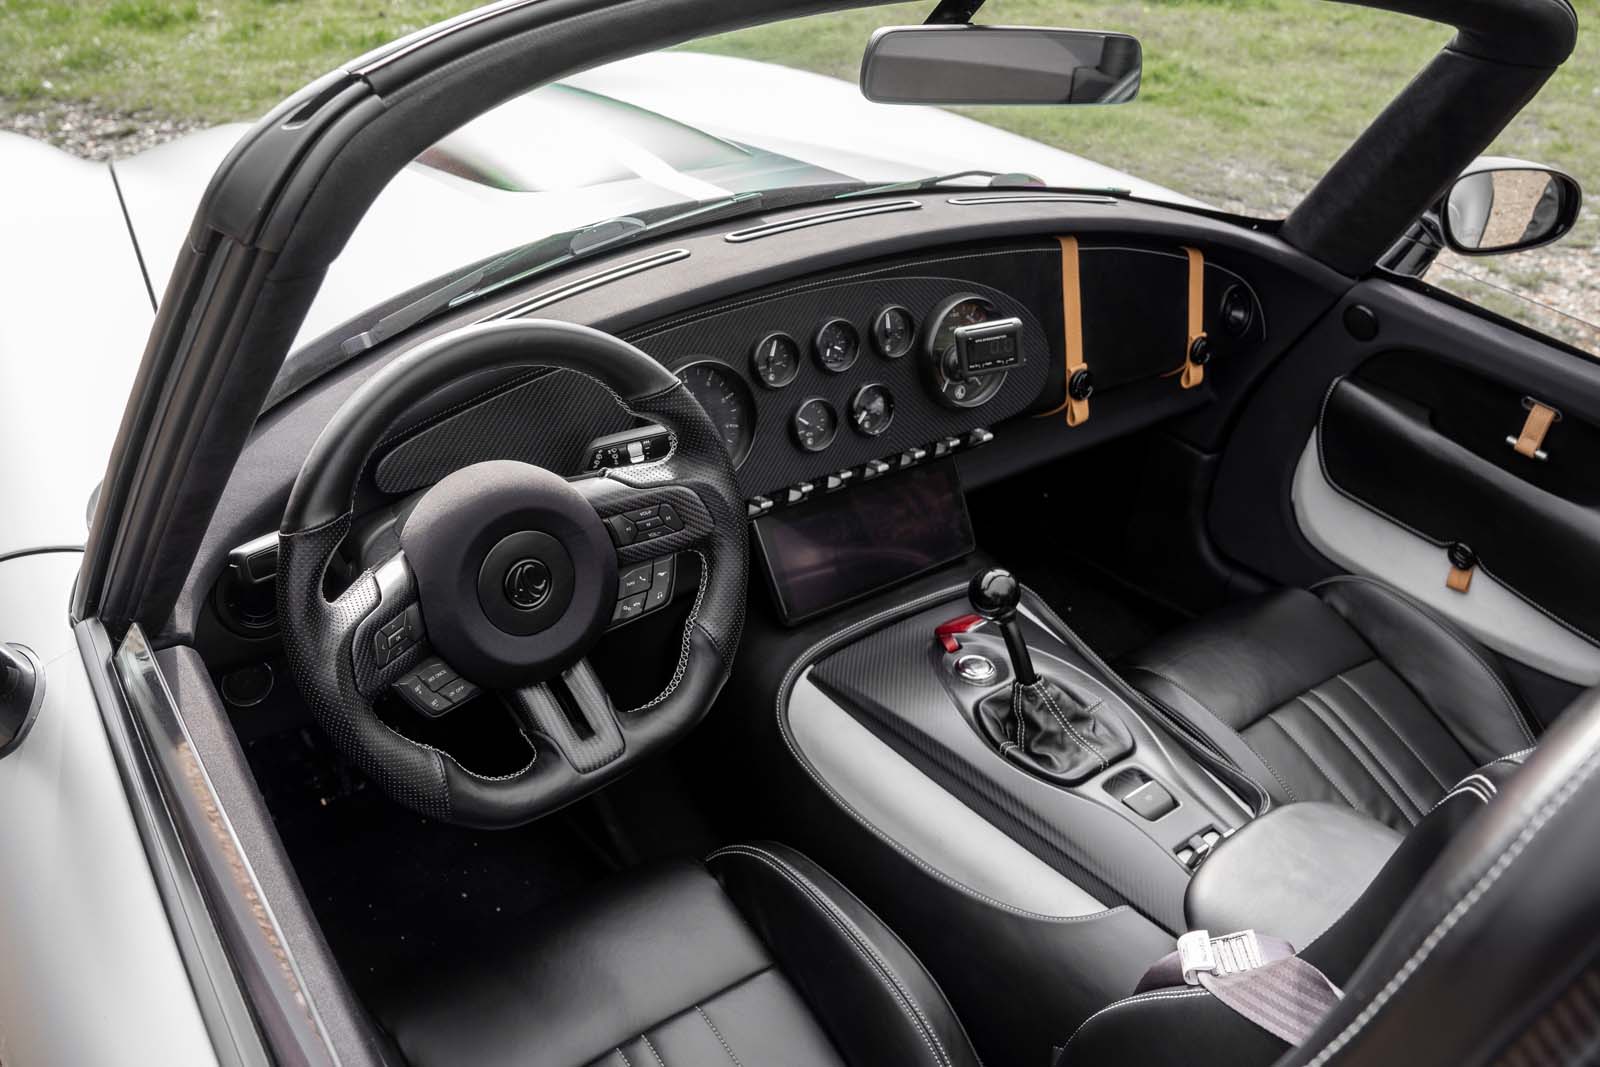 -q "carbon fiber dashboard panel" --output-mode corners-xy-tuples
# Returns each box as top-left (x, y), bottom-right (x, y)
(365, 239), (1261, 502)
(808, 590), (1245, 931)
